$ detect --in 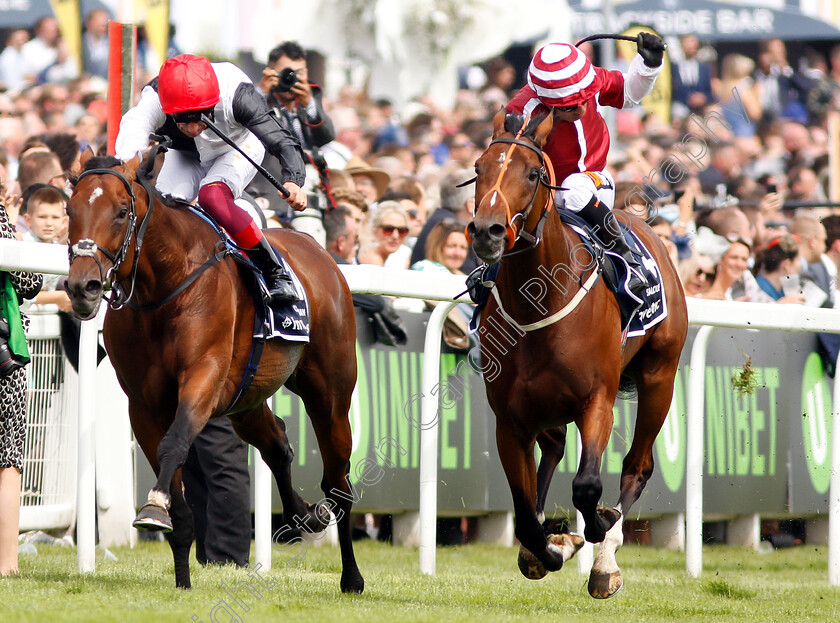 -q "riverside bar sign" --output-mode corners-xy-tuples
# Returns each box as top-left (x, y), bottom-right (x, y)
(570, 0), (840, 41)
